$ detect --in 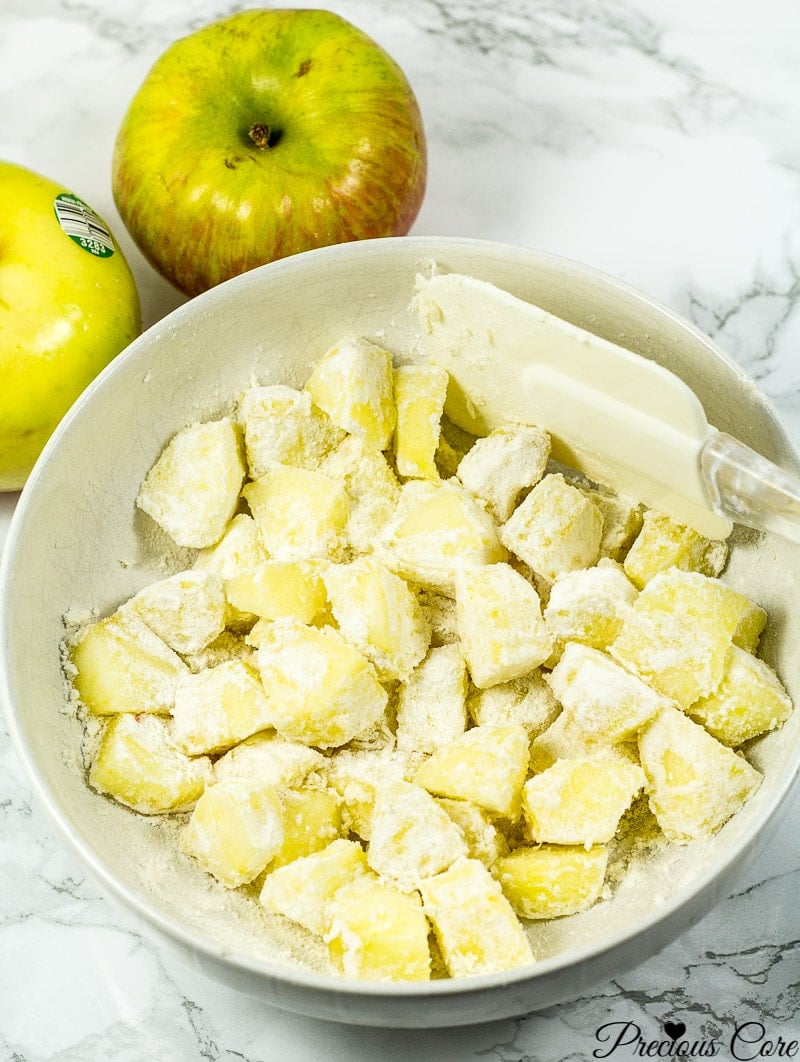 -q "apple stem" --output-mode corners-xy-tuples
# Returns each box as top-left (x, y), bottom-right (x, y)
(249, 123), (273, 149)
